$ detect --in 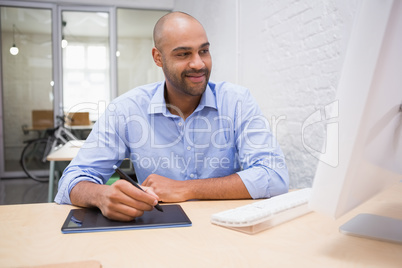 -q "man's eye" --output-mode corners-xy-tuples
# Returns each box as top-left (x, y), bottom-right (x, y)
(177, 52), (190, 57)
(200, 49), (209, 54)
